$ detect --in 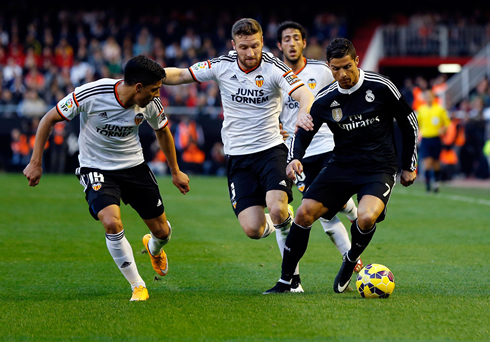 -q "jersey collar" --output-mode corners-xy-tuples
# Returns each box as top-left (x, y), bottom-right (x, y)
(292, 57), (307, 75)
(237, 54), (262, 74)
(337, 69), (365, 95)
(114, 80), (129, 108)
